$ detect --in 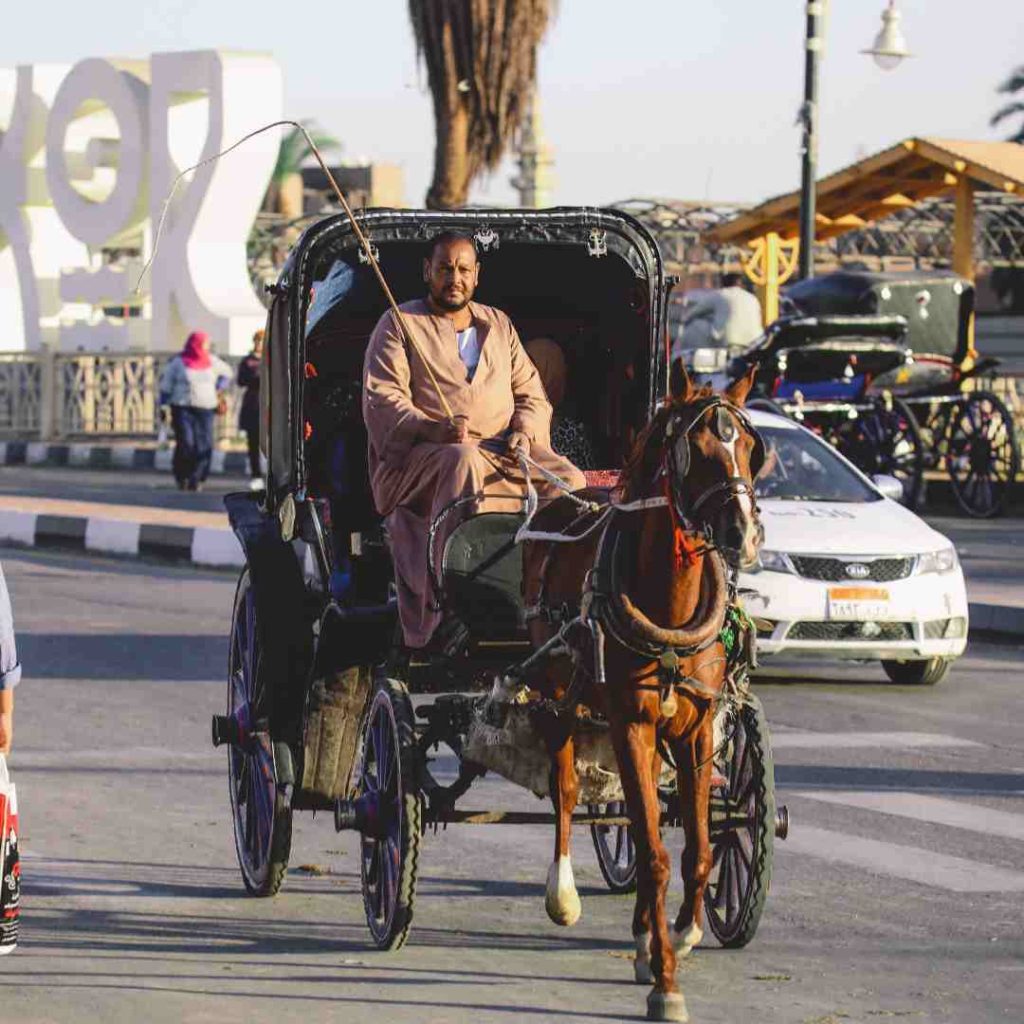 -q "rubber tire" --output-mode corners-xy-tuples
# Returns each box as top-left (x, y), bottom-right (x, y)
(358, 676), (421, 952)
(227, 569), (292, 897)
(588, 801), (638, 894)
(881, 657), (952, 686)
(706, 696), (775, 949)
(946, 392), (1020, 519)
